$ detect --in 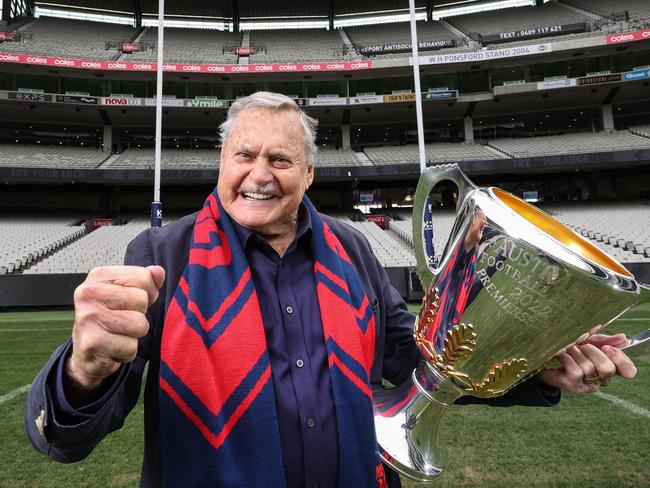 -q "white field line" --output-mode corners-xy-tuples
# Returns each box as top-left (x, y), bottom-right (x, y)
(0, 328), (71, 332)
(595, 391), (650, 419)
(0, 384), (30, 404)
